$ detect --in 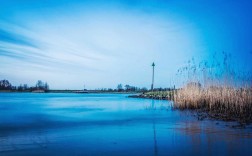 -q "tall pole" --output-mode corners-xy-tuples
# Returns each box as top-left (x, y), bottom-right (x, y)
(151, 62), (155, 91)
